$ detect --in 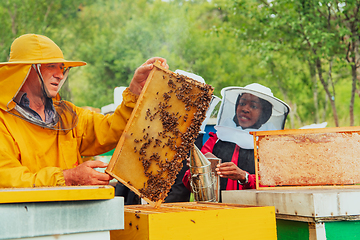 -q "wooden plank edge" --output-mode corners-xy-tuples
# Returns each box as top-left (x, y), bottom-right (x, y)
(250, 126), (360, 137)
(254, 134), (260, 190)
(0, 185), (114, 204)
(257, 184), (360, 190)
(276, 213), (360, 222)
(276, 214), (316, 222)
